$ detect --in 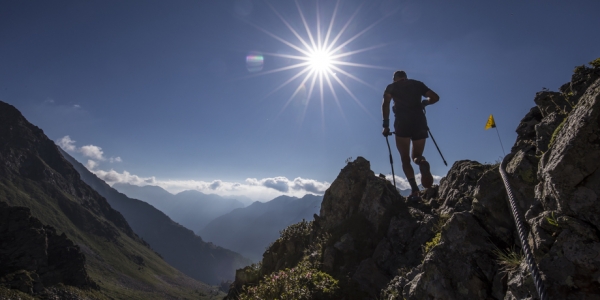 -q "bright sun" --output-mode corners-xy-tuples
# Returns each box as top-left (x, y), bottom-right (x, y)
(245, 0), (390, 123)
(308, 49), (334, 72)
